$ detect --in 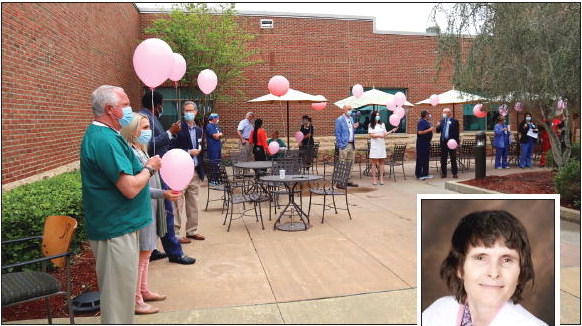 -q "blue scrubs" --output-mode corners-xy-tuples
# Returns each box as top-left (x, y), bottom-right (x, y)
(416, 118), (433, 178)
